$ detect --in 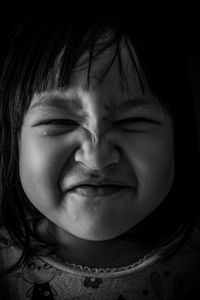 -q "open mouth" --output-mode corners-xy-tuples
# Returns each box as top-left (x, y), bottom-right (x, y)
(68, 185), (132, 197)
